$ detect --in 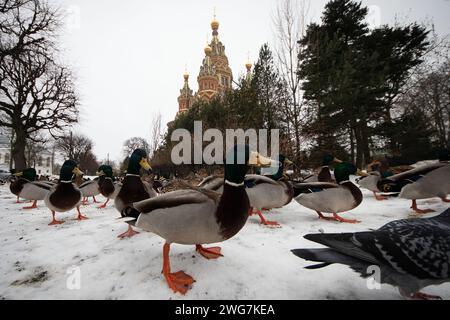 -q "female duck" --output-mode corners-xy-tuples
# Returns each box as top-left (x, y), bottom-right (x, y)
(122, 145), (271, 294)
(44, 160), (86, 225)
(293, 162), (363, 223)
(114, 149), (156, 238)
